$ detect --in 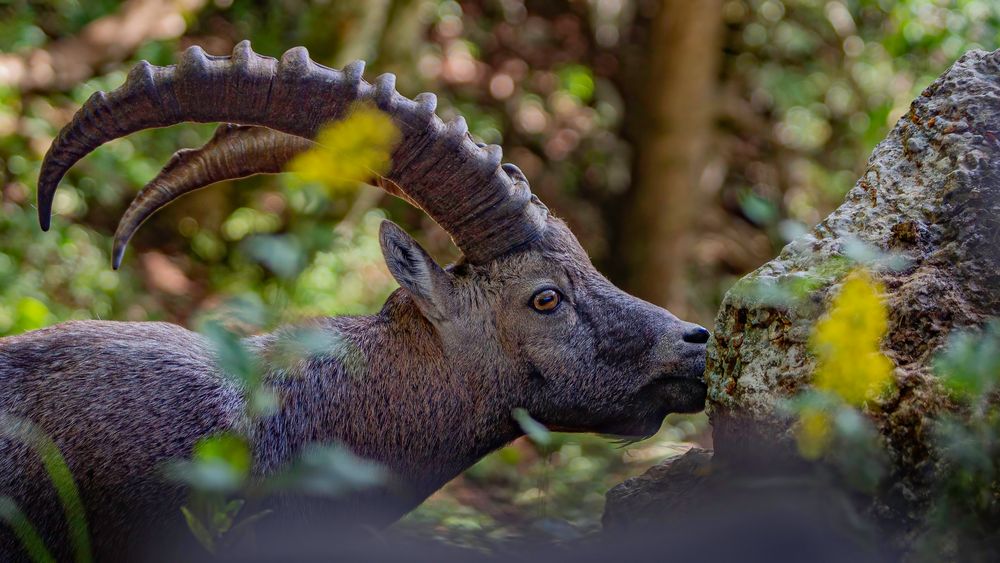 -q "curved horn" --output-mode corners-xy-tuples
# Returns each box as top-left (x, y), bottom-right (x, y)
(112, 124), (432, 269)
(39, 40), (547, 264)
(111, 124), (313, 269)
